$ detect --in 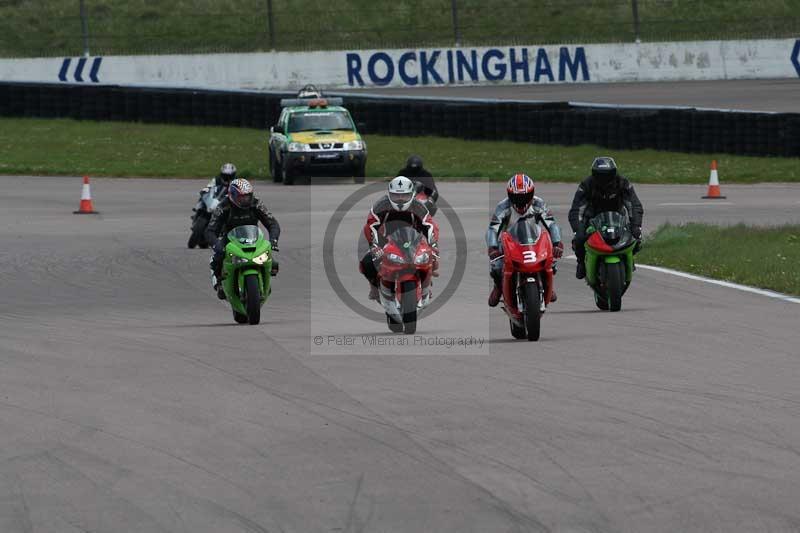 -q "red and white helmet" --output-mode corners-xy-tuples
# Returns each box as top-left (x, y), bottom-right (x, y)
(229, 178), (254, 208)
(506, 173), (535, 214)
